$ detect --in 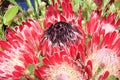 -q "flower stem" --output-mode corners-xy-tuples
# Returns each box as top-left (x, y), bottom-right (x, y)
(34, 0), (39, 17)
(26, 0), (35, 17)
